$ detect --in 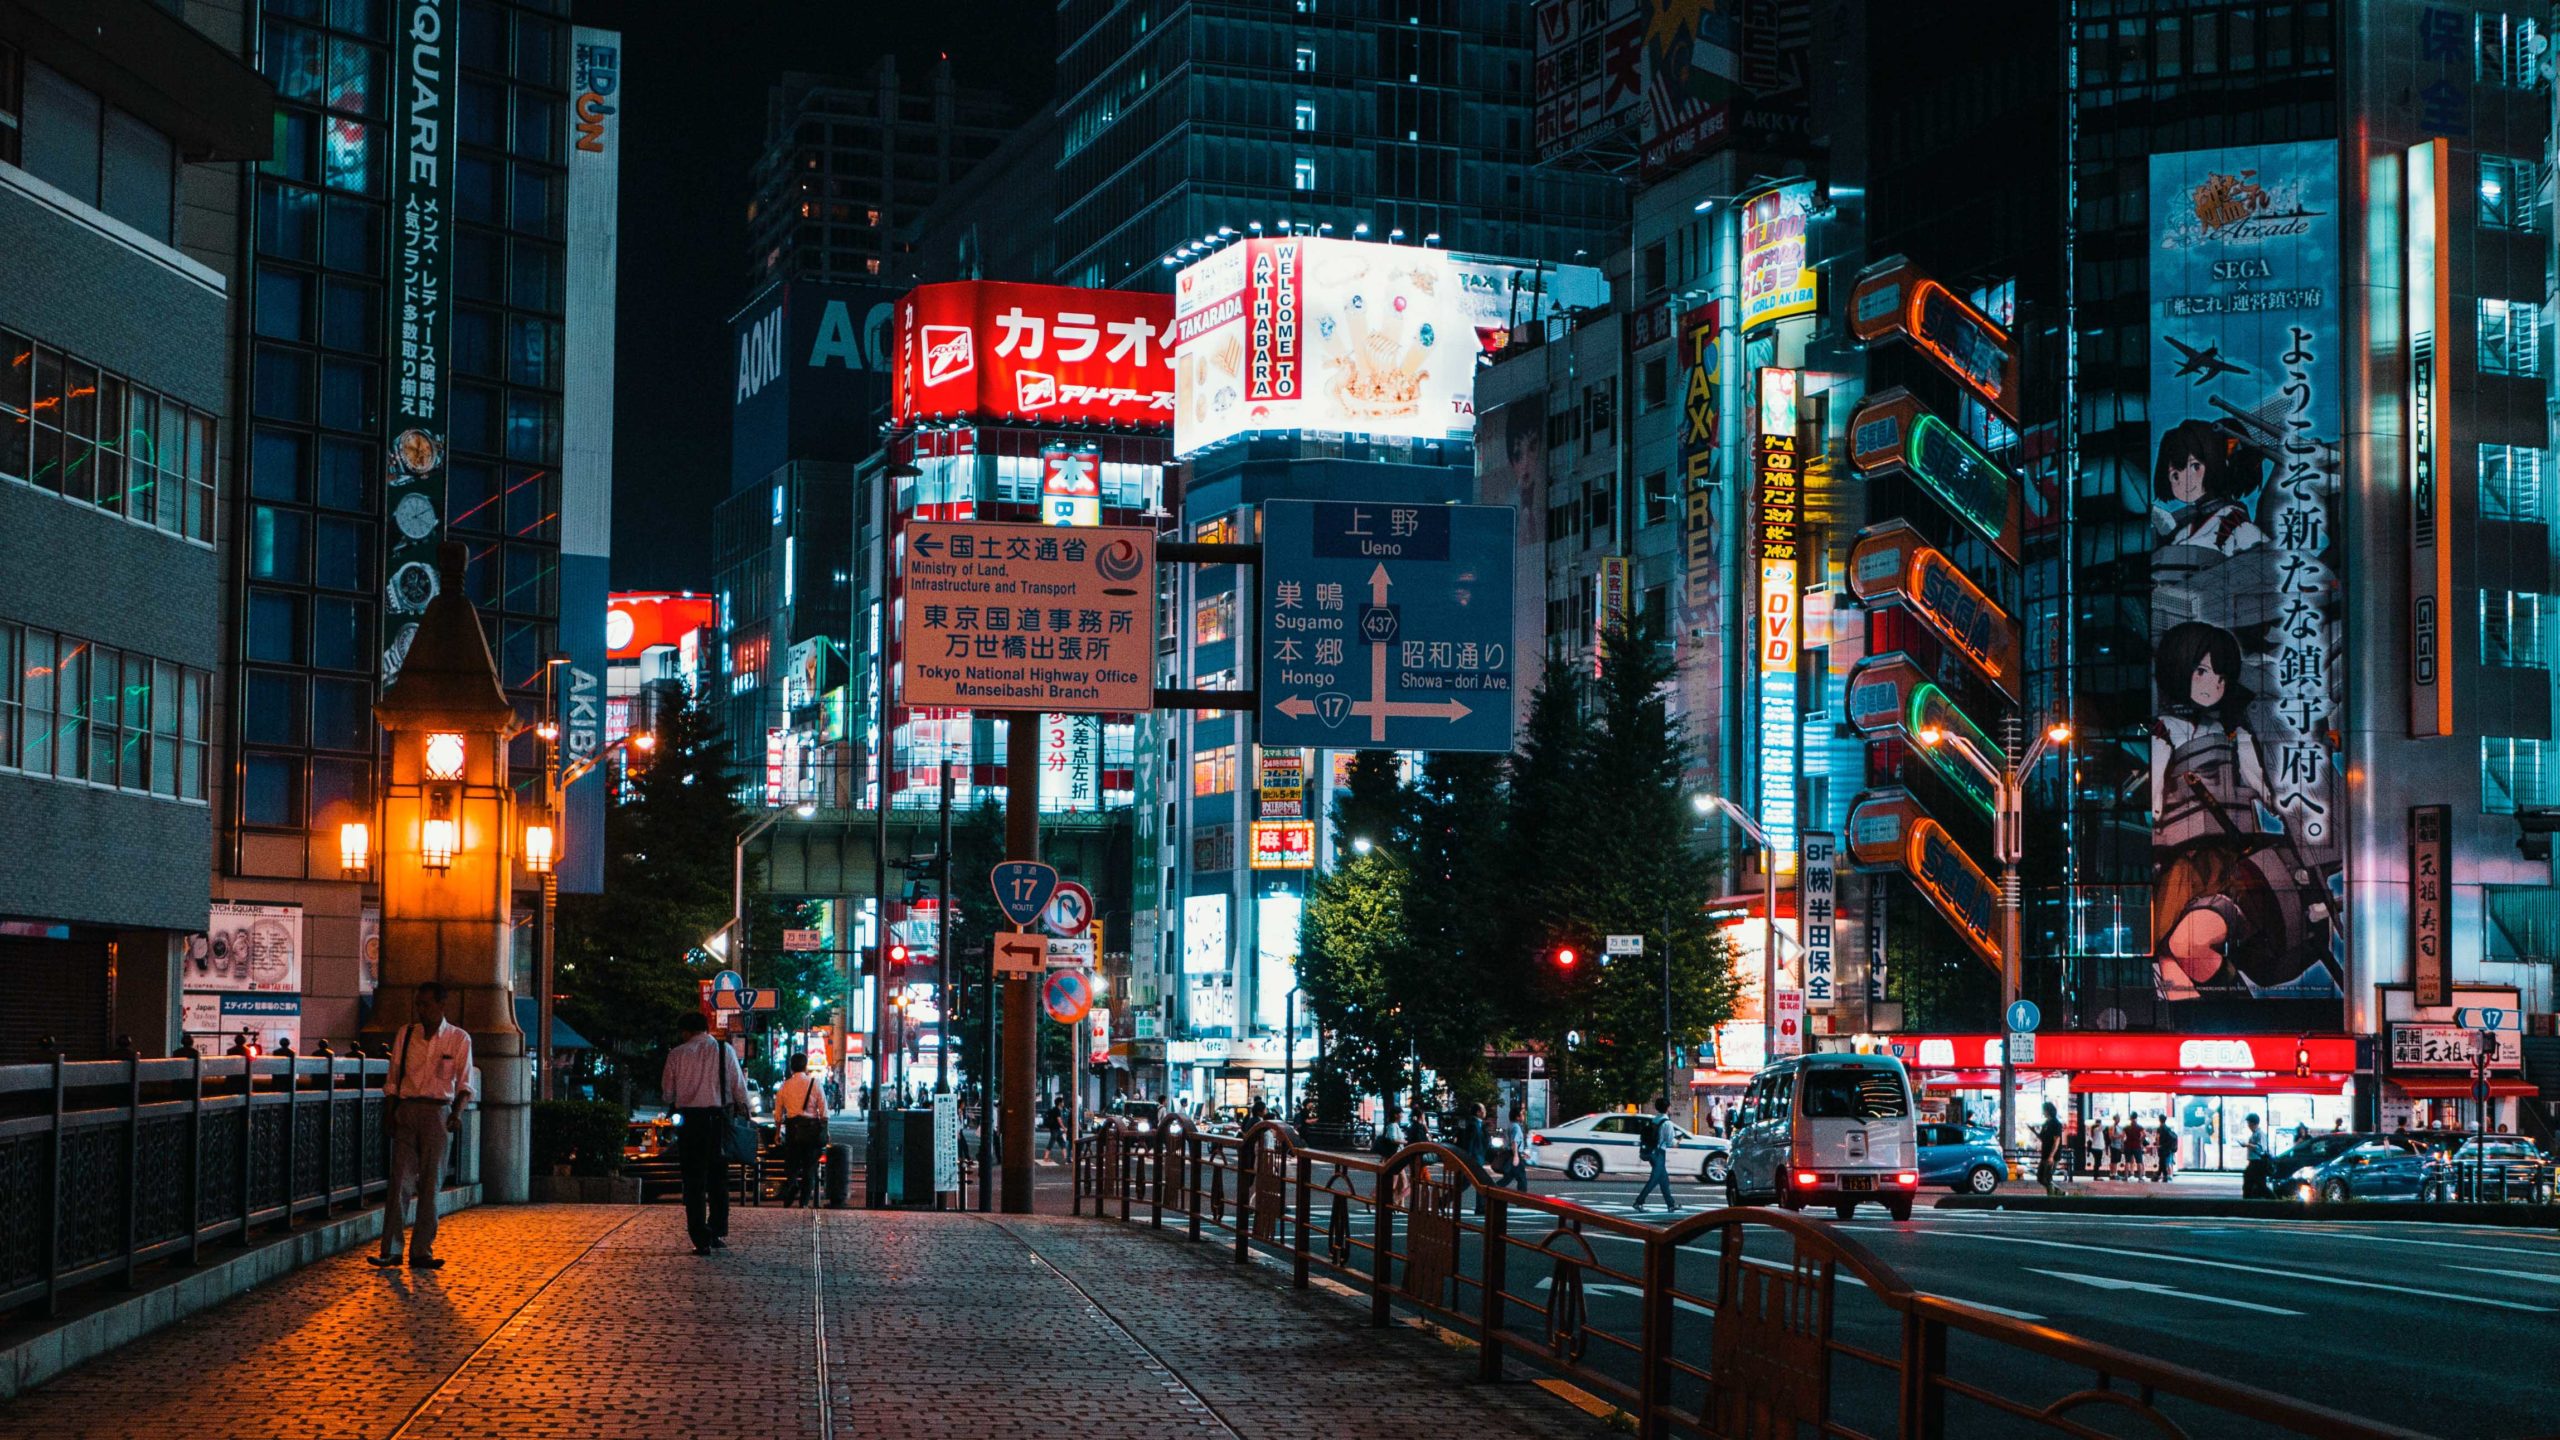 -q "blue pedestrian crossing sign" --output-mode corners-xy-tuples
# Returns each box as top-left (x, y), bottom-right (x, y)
(1258, 500), (1517, 753)
(2005, 999), (2041, 1034)
(989, 862), (1059, 929)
